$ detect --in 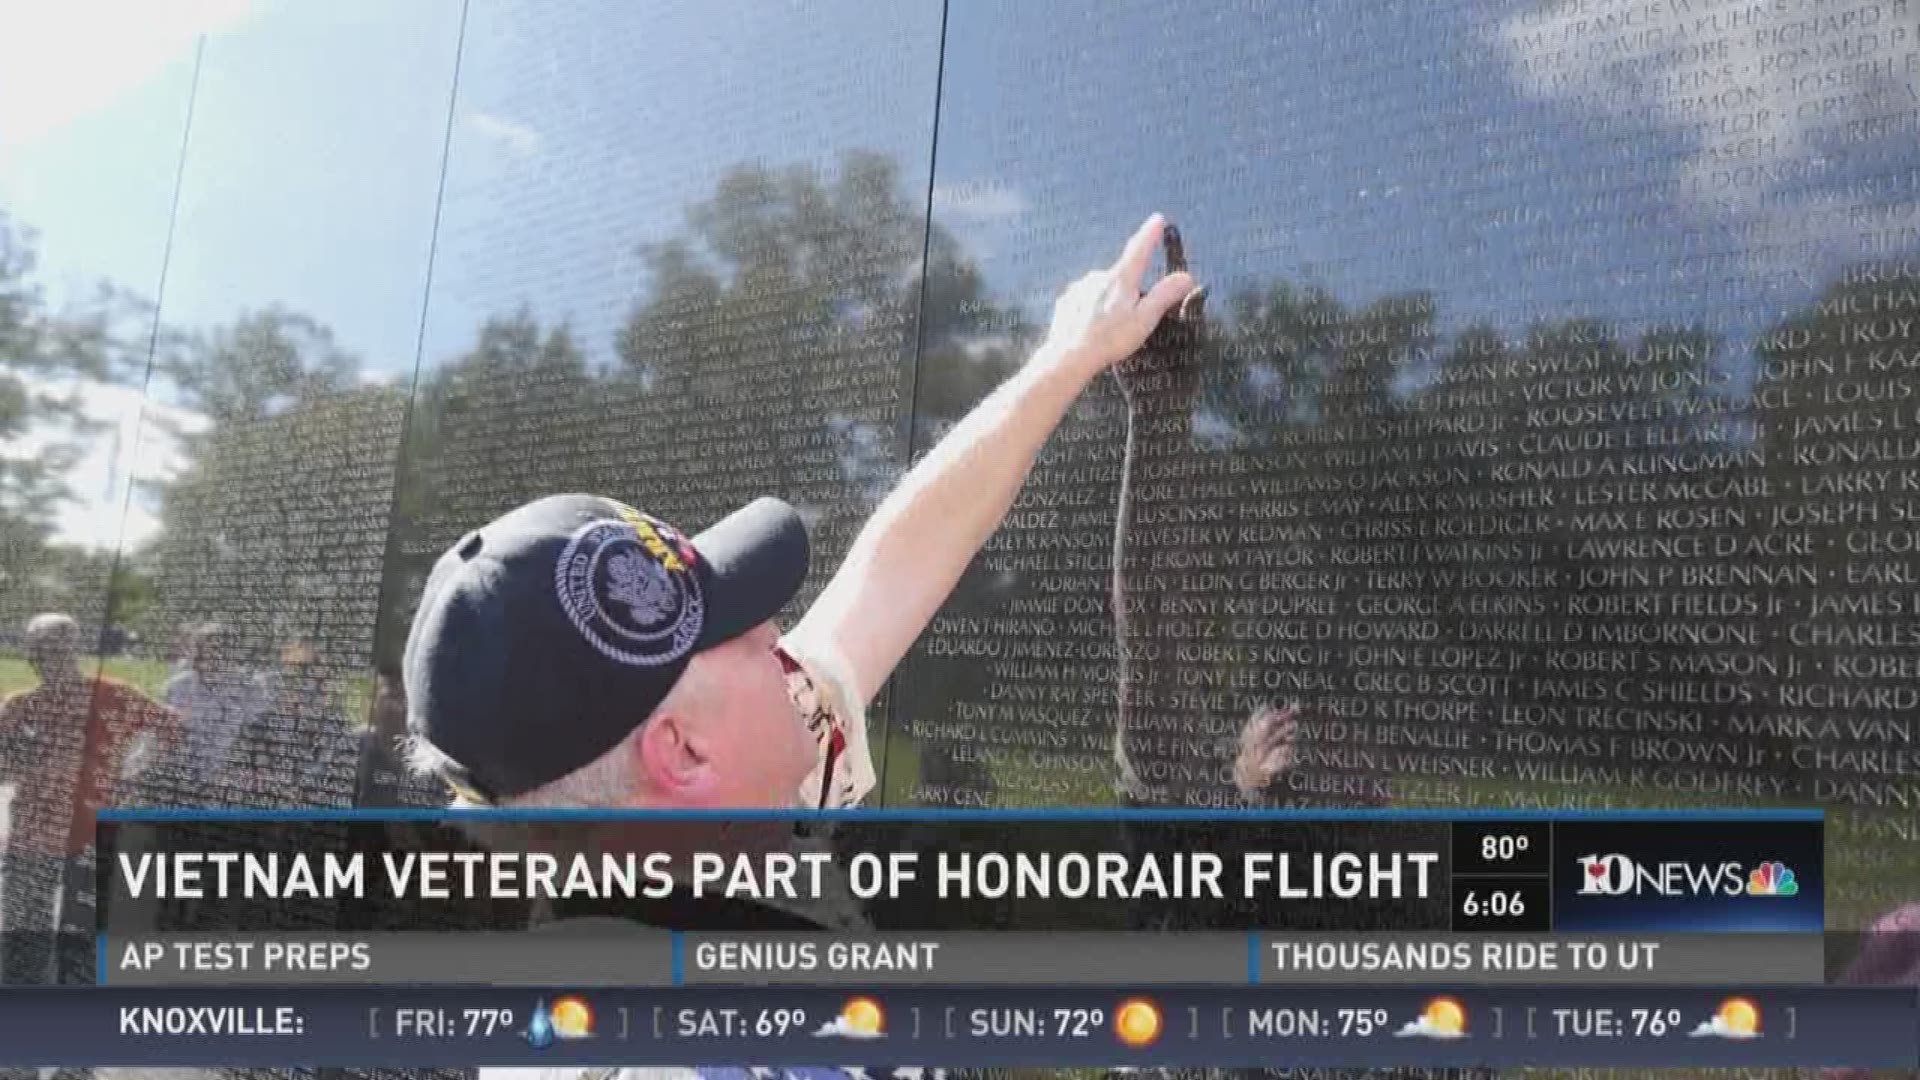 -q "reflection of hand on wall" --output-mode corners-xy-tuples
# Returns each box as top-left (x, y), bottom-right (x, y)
(1232, 704), (1299, 801)
(1113, 223), (1205, 417)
